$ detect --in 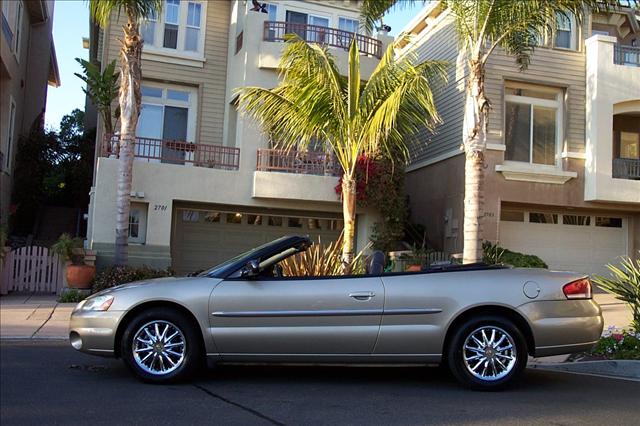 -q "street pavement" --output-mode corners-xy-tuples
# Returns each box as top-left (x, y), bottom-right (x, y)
(1, 340), (639, 426)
